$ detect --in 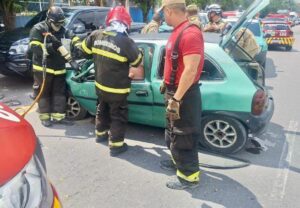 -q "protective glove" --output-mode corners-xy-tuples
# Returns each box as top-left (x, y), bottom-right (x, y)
(69, 60), (80, 73)
(160, 82), (166, 94)
(50, 35), (62, 51)
(166, 97), (181, 121)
